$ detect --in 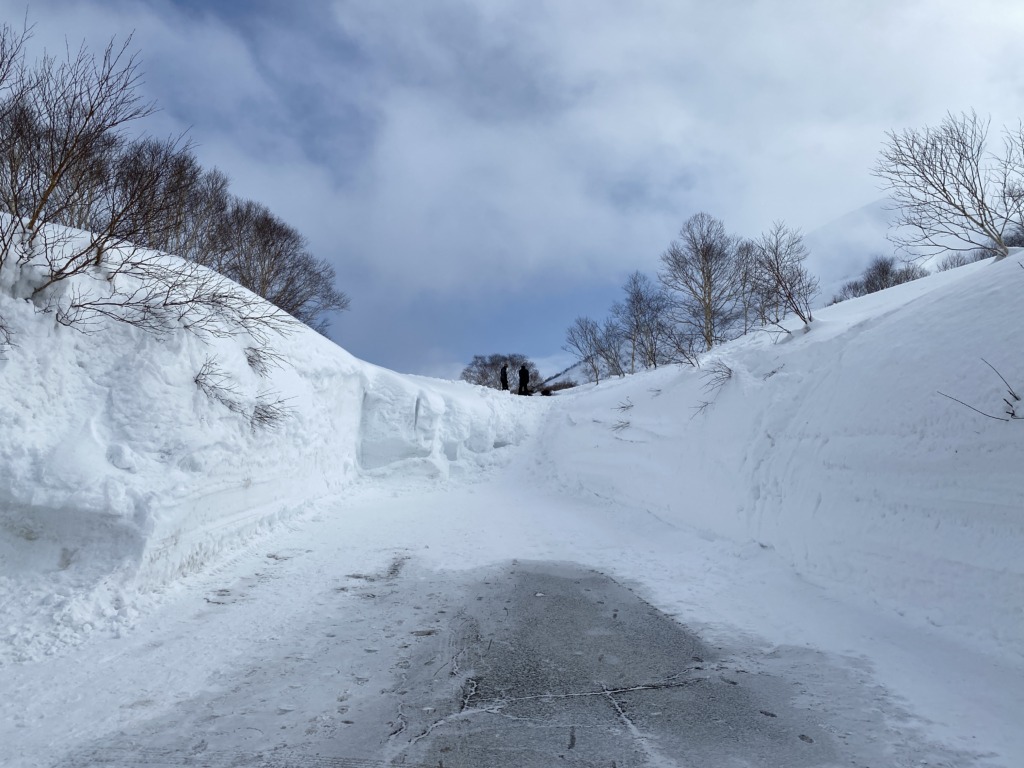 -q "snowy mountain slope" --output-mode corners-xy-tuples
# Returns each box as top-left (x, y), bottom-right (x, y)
(803, 196), (895, 296)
